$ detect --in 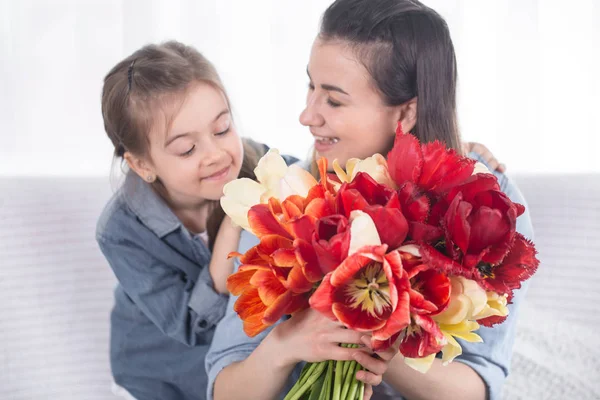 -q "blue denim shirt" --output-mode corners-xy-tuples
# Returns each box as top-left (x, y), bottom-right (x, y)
(205, 152), (535, 400)
(96, 171), (228, 400)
